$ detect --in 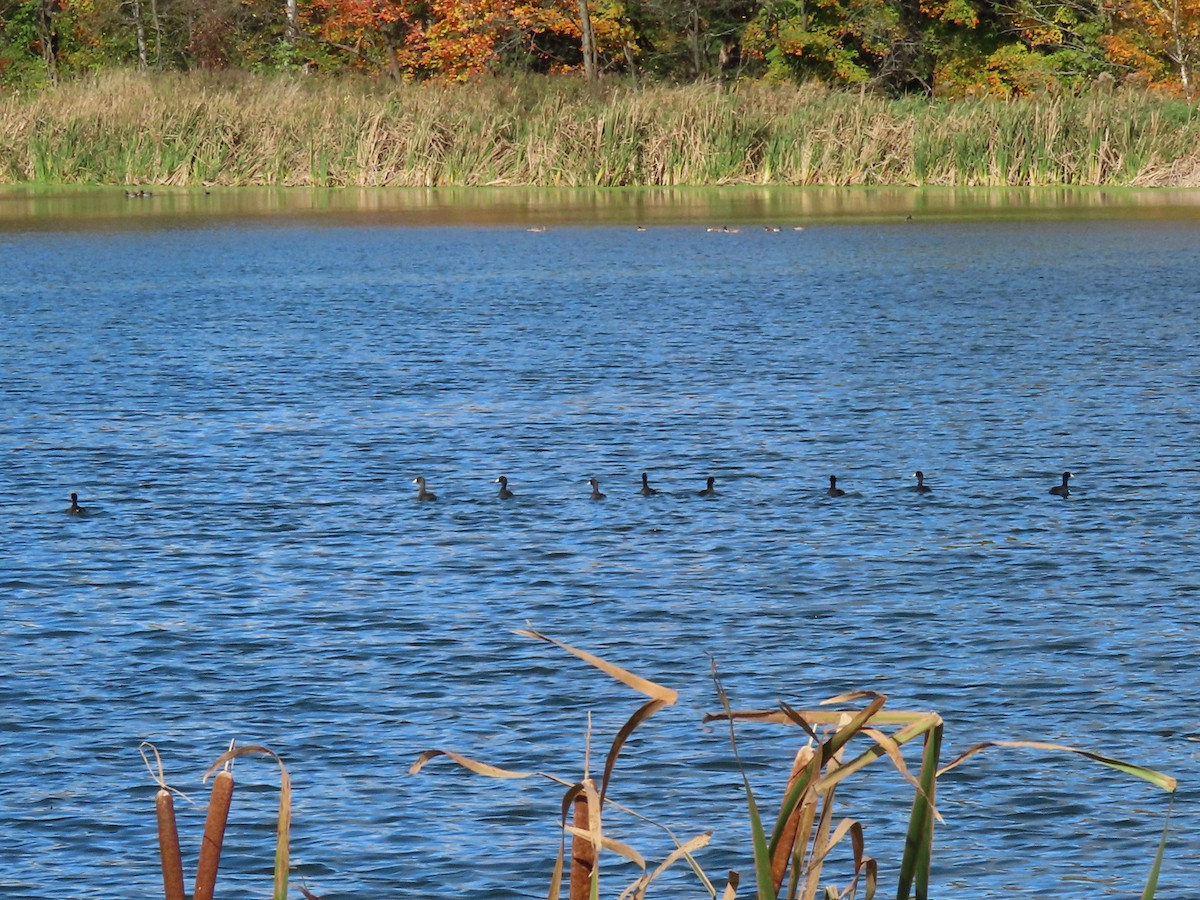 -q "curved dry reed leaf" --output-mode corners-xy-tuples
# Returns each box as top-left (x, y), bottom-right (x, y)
(863, 857), (878, 899)
(705, 709), (933, 727)
(548, 838), (567, 900)
(839, 824), (876, 900)
(812, 713), (943, 795)
(777, 702), (819, 742)
(564, 825), (647, 870)
(646, 832), (713, 885)
(517, 627), (678, 704)
(584, 776), (603, 853)
(849, 820), (864, 866)
(938, 740), (1177, 792)
(600, 697), (669, 803)
(861, 727), (920, 792)
(409, 749), (536, 779)
(703, 708), (786, 725)
(819, 690), (885, 707)
(799, 785), (841, 899)
(619, 832), (714, 900)
(832, 694), (887, 739)
(598, 801), (719, 898)
(619, 874), (651, 900)
(560, 781), (586, 823)
(804, 816), (857, 874)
